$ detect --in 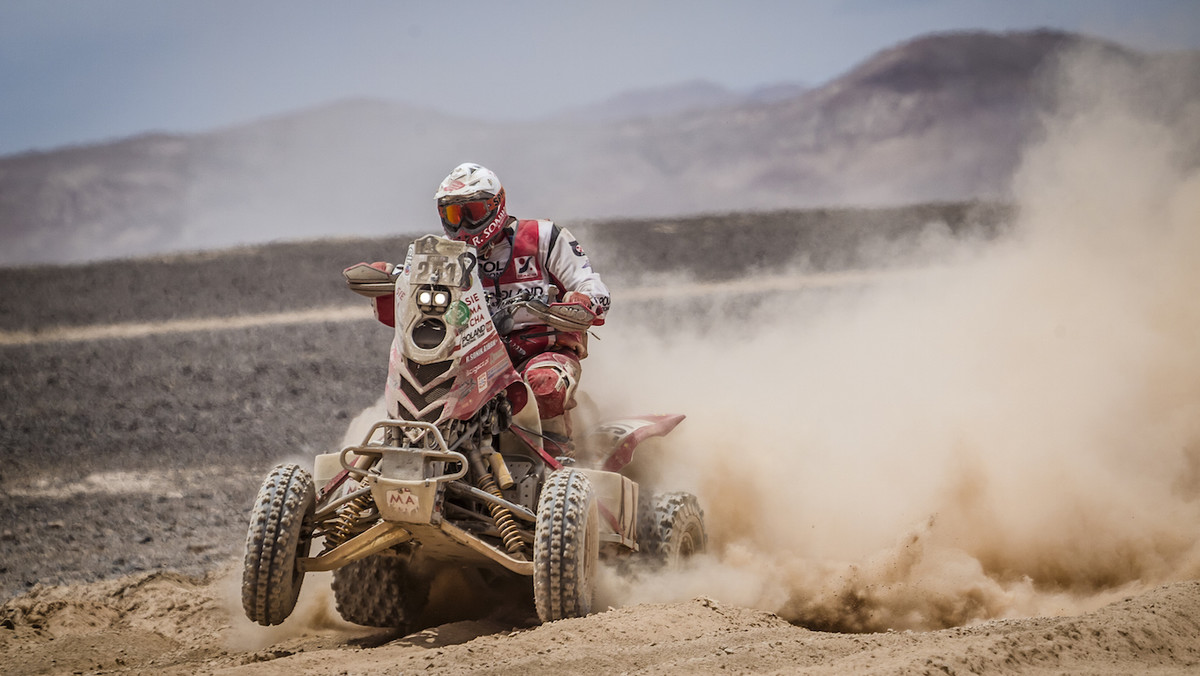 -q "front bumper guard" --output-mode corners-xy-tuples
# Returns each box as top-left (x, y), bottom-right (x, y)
(301, 419), (536, 575)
